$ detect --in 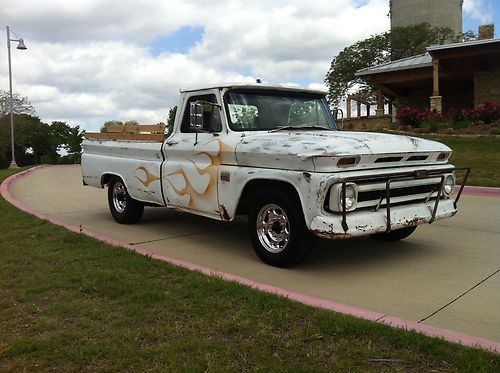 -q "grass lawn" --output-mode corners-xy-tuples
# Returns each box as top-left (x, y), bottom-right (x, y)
(383, 133), (500, 187)
(1, 168), (499, 371)
(427, 136), (500, 188)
